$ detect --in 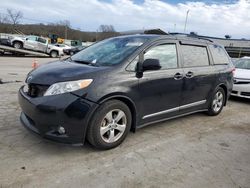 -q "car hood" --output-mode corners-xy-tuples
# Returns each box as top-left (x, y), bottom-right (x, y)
(26, 60), (110, 85)
(234, 68), (250, 80)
